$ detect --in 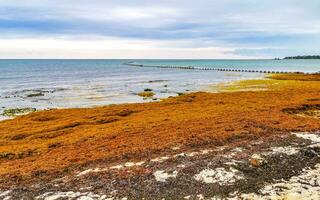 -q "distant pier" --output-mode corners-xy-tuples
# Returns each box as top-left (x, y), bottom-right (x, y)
(124, 62), (307, 74)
